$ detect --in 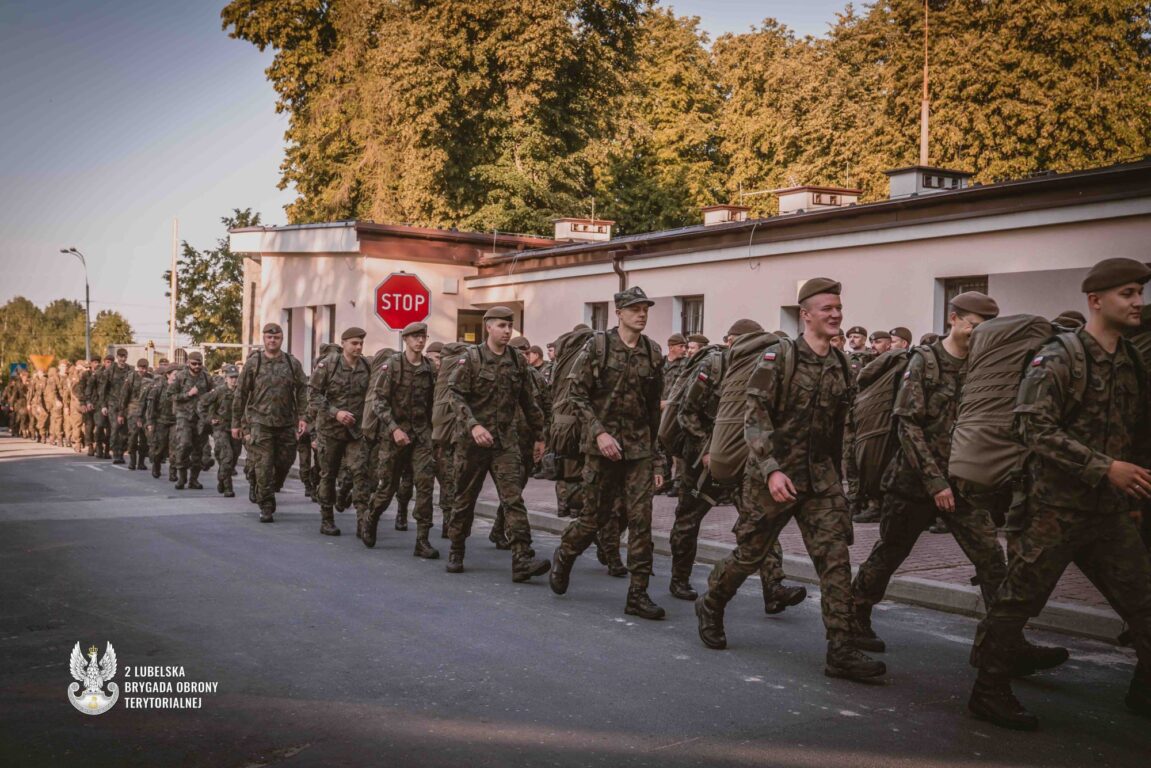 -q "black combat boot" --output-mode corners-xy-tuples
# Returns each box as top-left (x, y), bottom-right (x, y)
(248, 479), (258, 503)
(361, 509), (382, 548)
(335, 486), (349, 513)
(604, 549), (627, 578)
(669, 578), (699, 601)
(187, 467), (203, 490)
(302, 482), (314, 501)
(695, 595), (727, 649)
(222, 476), (235, 498)
(202, 457), (214, 472)
(624, 576), (665, 620)
(512, 549), (551, 583)
(549, 549), (573, 594)
(217, 476), (225, 494)
(825, 638), (887, 682)
(127, 453), (137, 470)
(168, 465), (177, 482)
(764, 583), (807, 615)
(968, 670), (1039, 730)
(174, 468), (187, 490)
(1013, 639), (1069, 677)
(87, 445), (95, 457)
(151, 460), (161, 479)
(446, 549), (465, 574)
(488, 527), (510, 550)
(113, 453), (125, 465)
(320, 507), (340, 536)
(1126, 666), (1151, 717)
(849, 605), (886, 653)
(258, 502), (275, 523)
(394, 501), (409, 531)
(137, 451), (147, 471)
(414, 525), (440, 559)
